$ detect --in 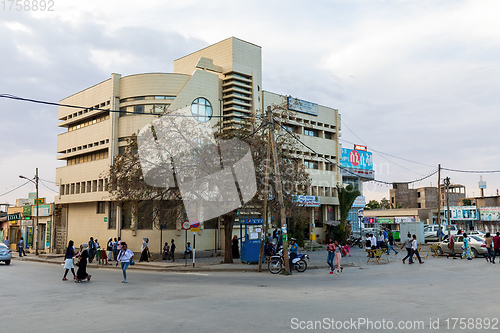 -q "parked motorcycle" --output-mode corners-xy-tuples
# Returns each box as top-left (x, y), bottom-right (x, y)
(348, 236), (364, 248)
(268, 247), (309, 274)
